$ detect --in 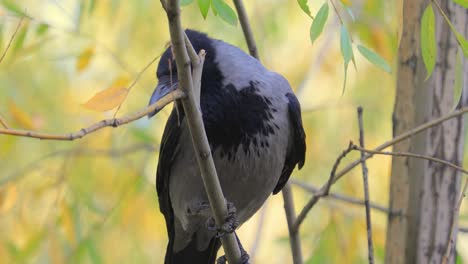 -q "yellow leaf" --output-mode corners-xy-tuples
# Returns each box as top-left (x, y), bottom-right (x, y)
(76, 47), (94, 71)
(82, 82), (129, 112)
(8, 100), (34, 129)
(110, 75), (131, 88)
(0, 183), (18, 214)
